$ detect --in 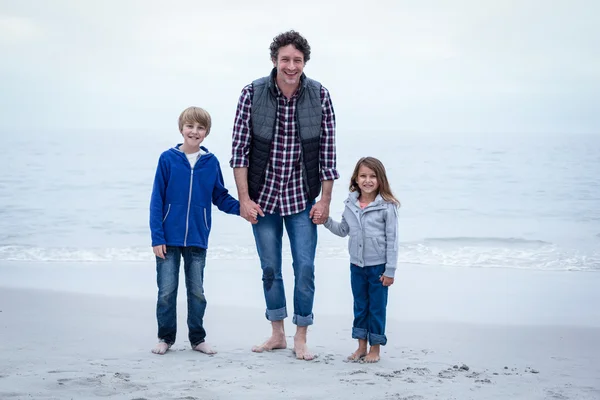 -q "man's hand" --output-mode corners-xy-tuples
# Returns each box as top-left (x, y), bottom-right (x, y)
(240, 198), (264, 224)
(309, 200), (330, 225)
(153, 244), (167, 259)
(380, 275), (394, 287)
